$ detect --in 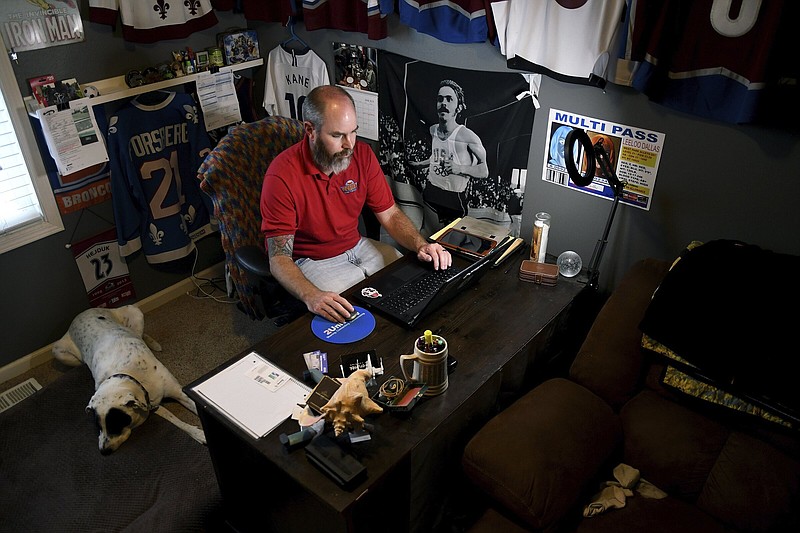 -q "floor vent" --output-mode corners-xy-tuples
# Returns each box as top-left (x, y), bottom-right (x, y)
(0, 378), (42, 413)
